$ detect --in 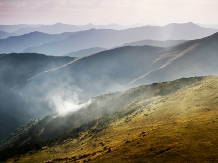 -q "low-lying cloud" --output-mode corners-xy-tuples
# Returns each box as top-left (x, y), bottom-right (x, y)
(48, 91), (93, 116)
